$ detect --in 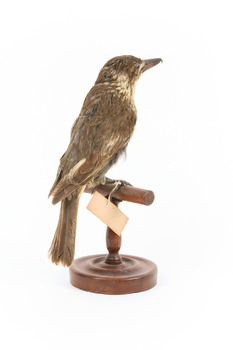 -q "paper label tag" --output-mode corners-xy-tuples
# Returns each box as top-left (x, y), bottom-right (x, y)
(87, 191), (129, 236)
